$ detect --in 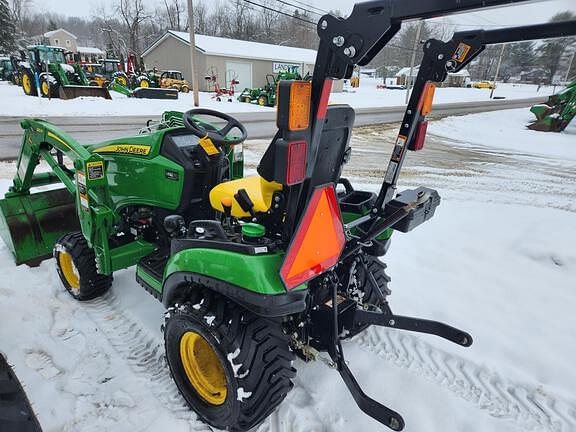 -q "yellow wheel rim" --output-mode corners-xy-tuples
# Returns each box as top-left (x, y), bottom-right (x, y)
(59, 251), (80, 290)
(118, 76), (127, 86)
(22, 74), (31, 94)
(140, 80), (149, 88)
(180, 331), (227, 405)
(258, 97), (266, 106)
(41, 81), (49, 97)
